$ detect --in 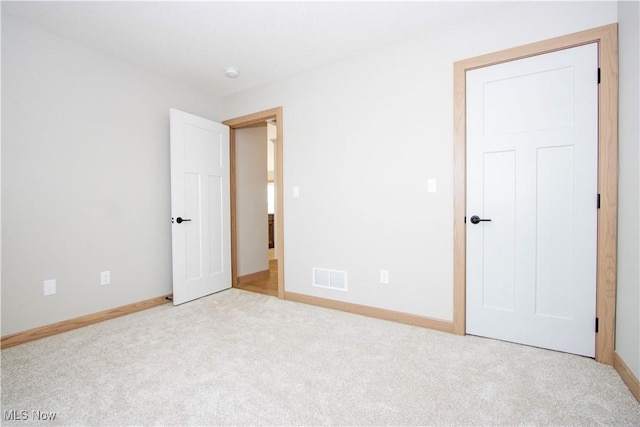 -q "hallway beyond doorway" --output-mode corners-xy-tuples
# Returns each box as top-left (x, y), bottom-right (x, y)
(236, 249), (278, 297)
